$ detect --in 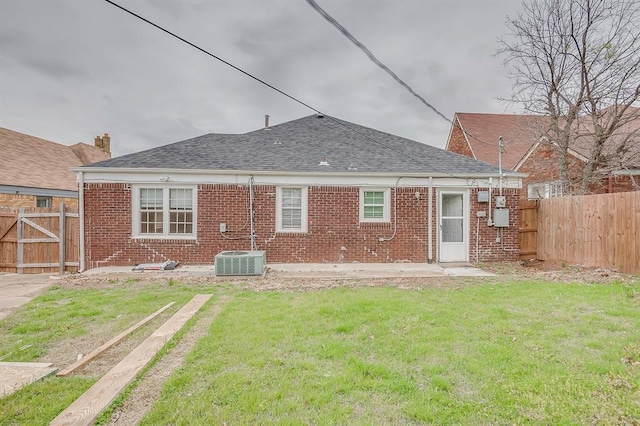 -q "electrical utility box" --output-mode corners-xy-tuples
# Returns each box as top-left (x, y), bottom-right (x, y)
(495, 196), (507, 208)
(477, 191), (489, 203)
(493, 209), (509, 227)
